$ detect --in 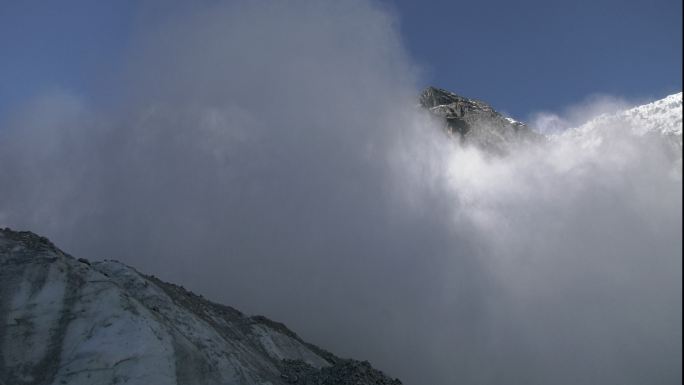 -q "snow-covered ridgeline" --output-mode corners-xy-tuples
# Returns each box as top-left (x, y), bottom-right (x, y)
(0, 229), (400, 385)
(562, 92), (682, 140)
